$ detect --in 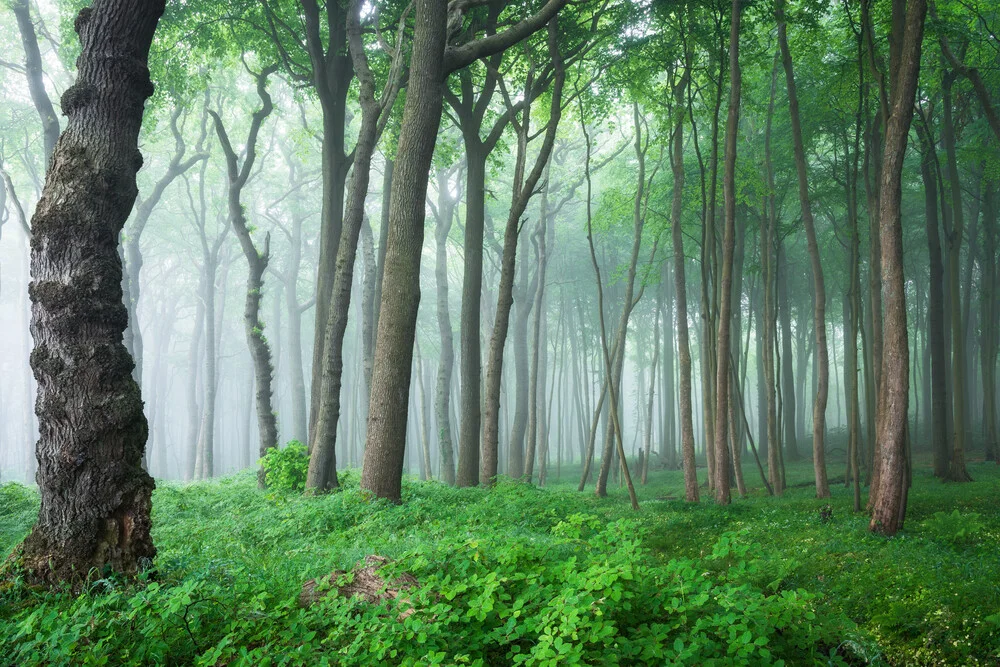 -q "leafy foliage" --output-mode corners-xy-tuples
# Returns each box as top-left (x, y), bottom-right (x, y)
(259, 441), (309, 492)
(3, 462), (999, 665)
